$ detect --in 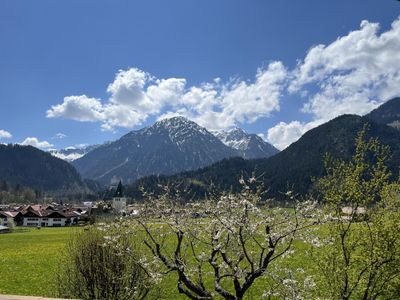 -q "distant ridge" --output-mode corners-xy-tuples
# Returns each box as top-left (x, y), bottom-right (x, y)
(0, 144), (87, 193)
